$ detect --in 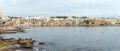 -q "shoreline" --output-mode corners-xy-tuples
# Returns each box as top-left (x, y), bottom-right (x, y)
(0, 37), (35, 51)
(1, 17), (120, 27)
